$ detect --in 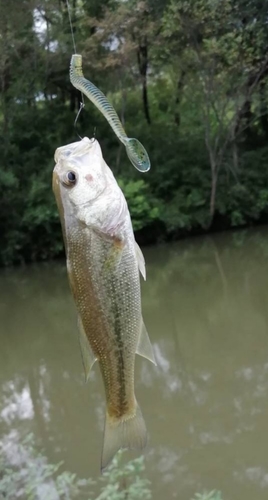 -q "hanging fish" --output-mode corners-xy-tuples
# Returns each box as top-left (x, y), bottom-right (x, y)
(70, 54), (150, 173)
(53, 137), (156, 471)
